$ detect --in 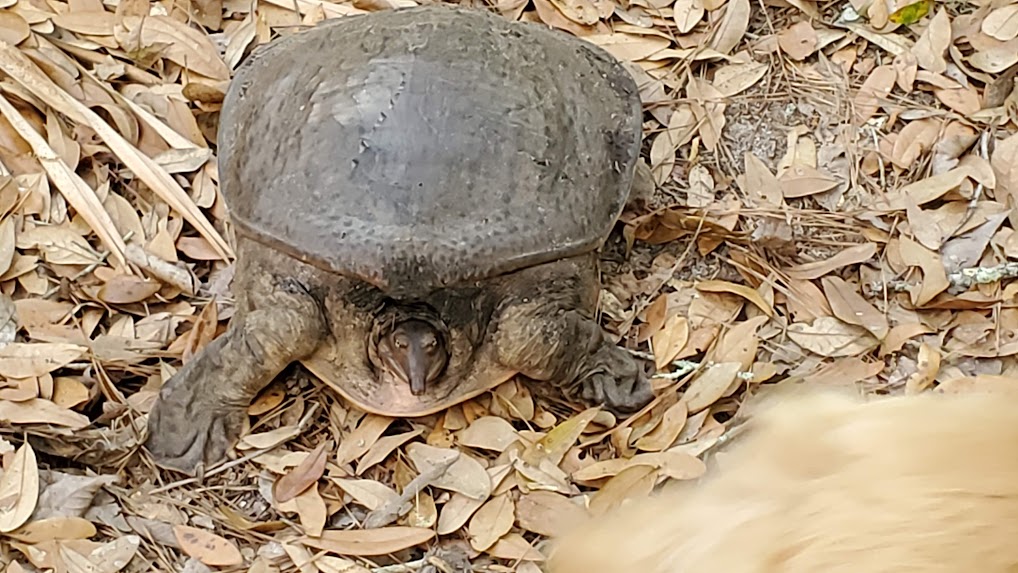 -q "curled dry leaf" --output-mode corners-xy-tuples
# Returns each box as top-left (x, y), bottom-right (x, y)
(0, 443), (39, 533)
(335, 414), (392, 466)
(905, 342), (941, 394)
(897, 236), (950, 306)
(779, 165), (839, 198)
(777, 20), (818, 60)
(356, 429), (421, 474)
(301, 526), (435, 556)
(487, 533), (546, 561)
(982, 4), (1018, 41)
(97, 275), (162, 305)
(522, 407), (599, 467)
(172, 525), (243, 566)
(468, 494), (516, 552)
(573, 450), (705, 481)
